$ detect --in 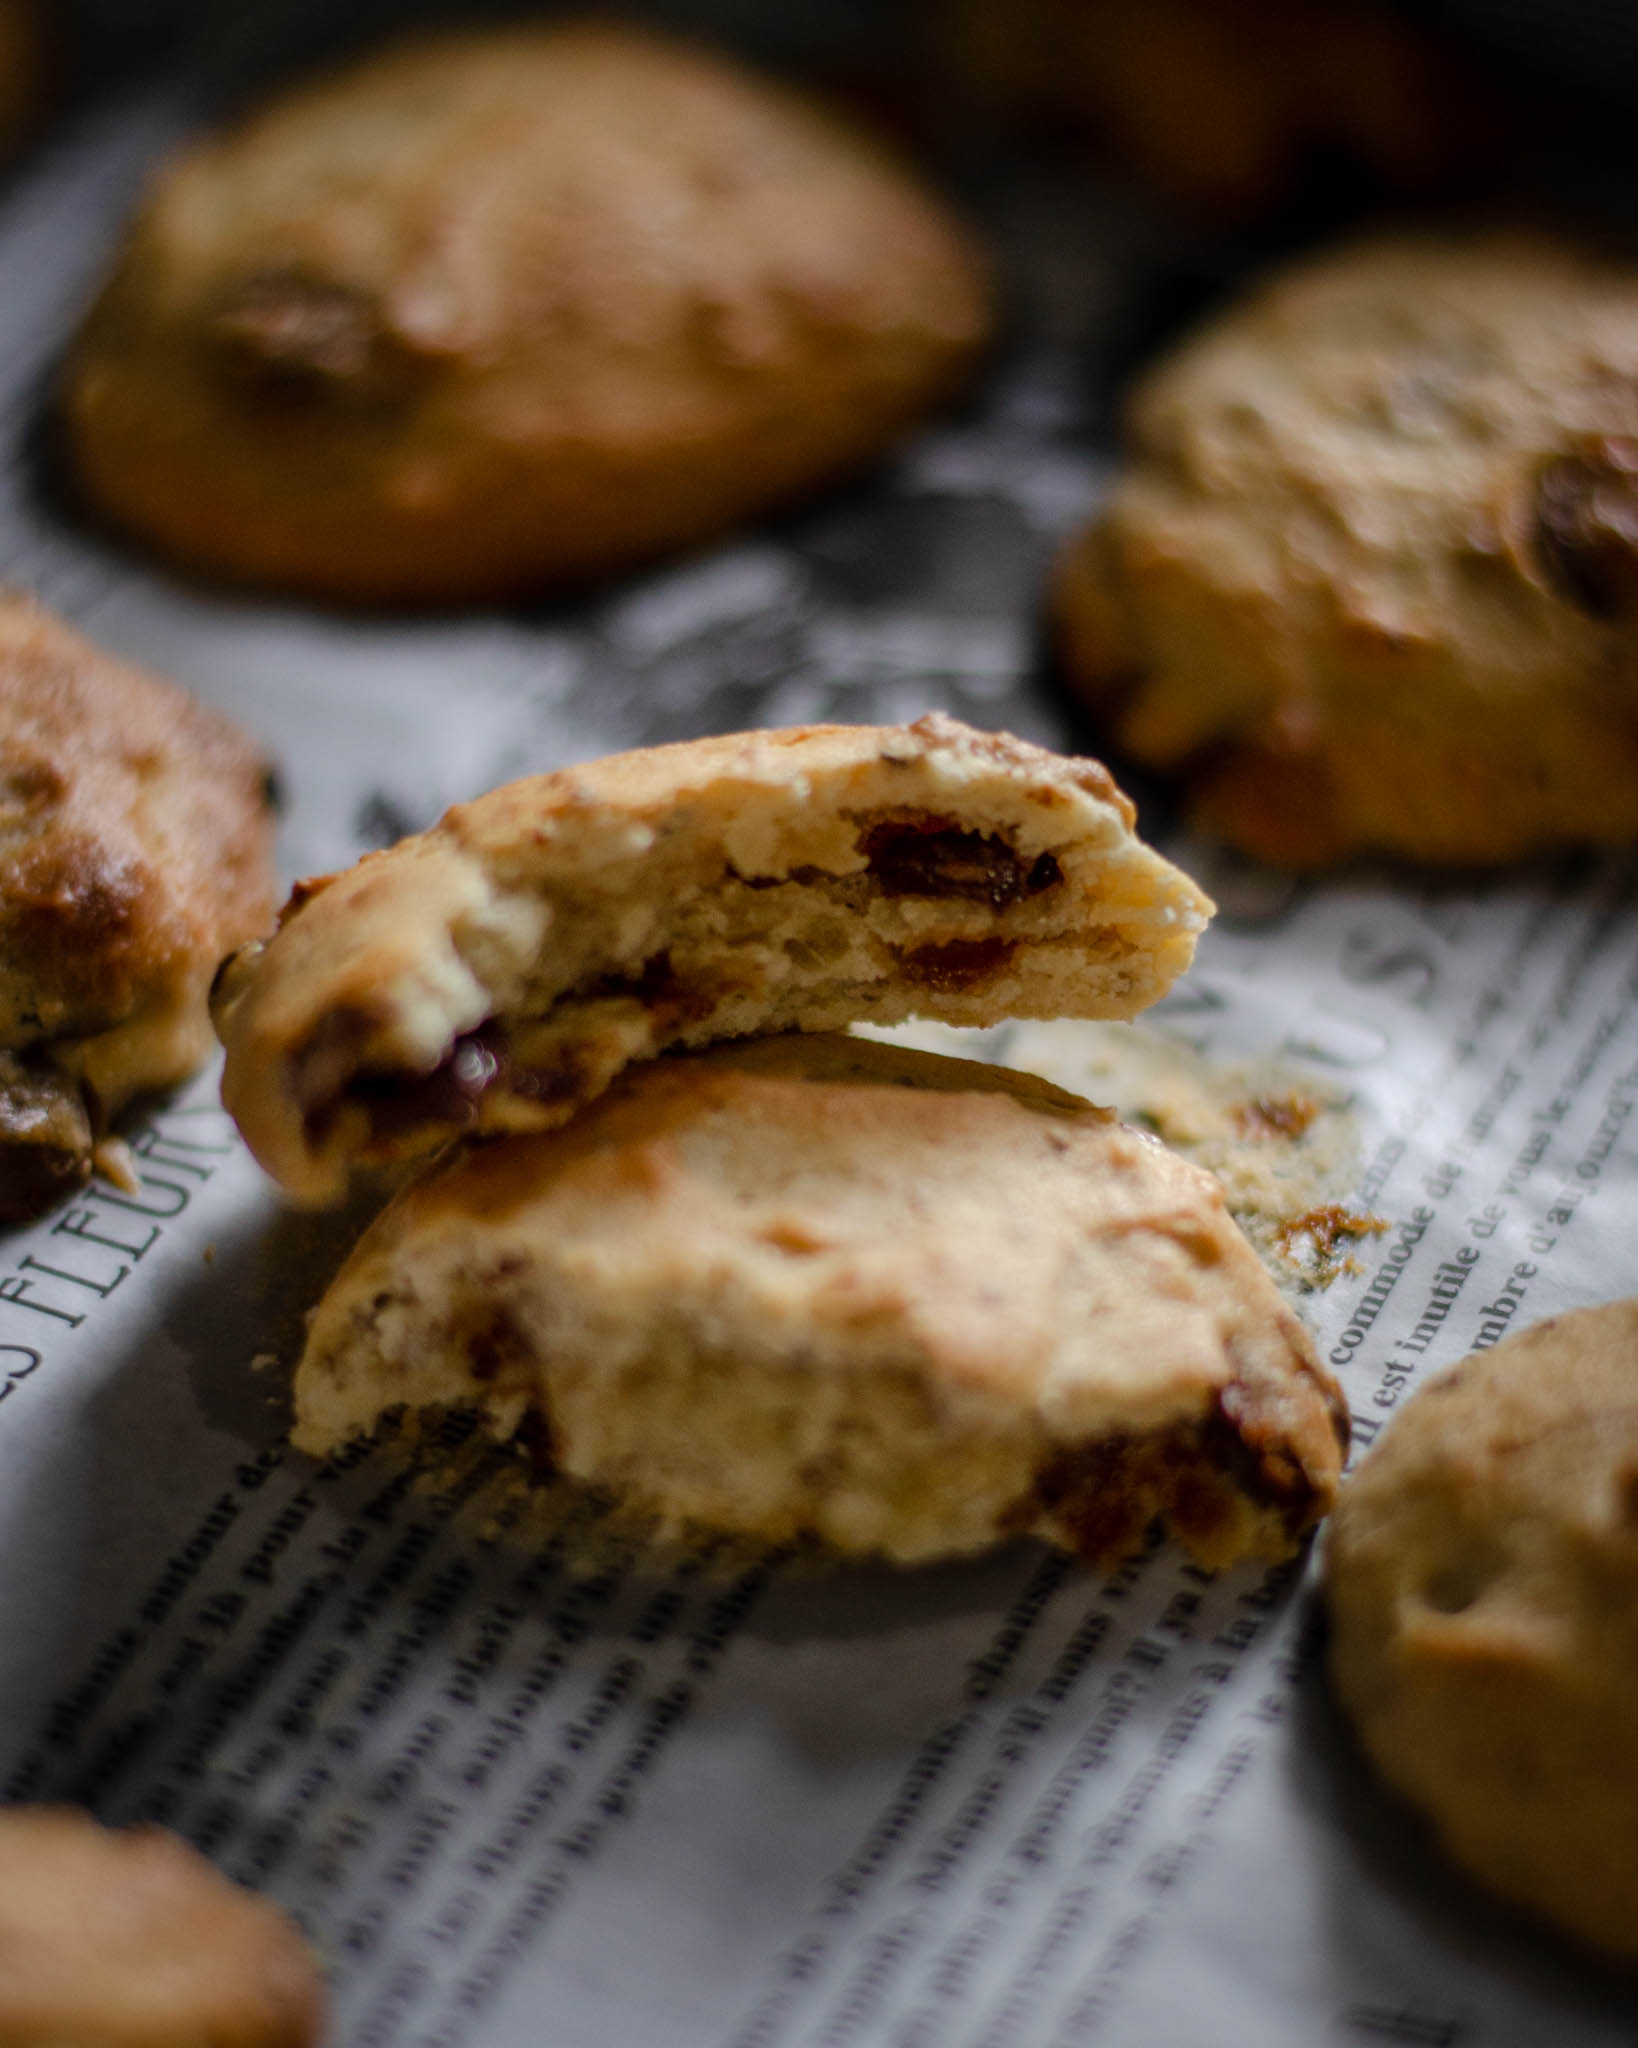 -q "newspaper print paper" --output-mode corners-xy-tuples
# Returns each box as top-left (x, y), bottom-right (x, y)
(3, 21), (1637, 2046)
